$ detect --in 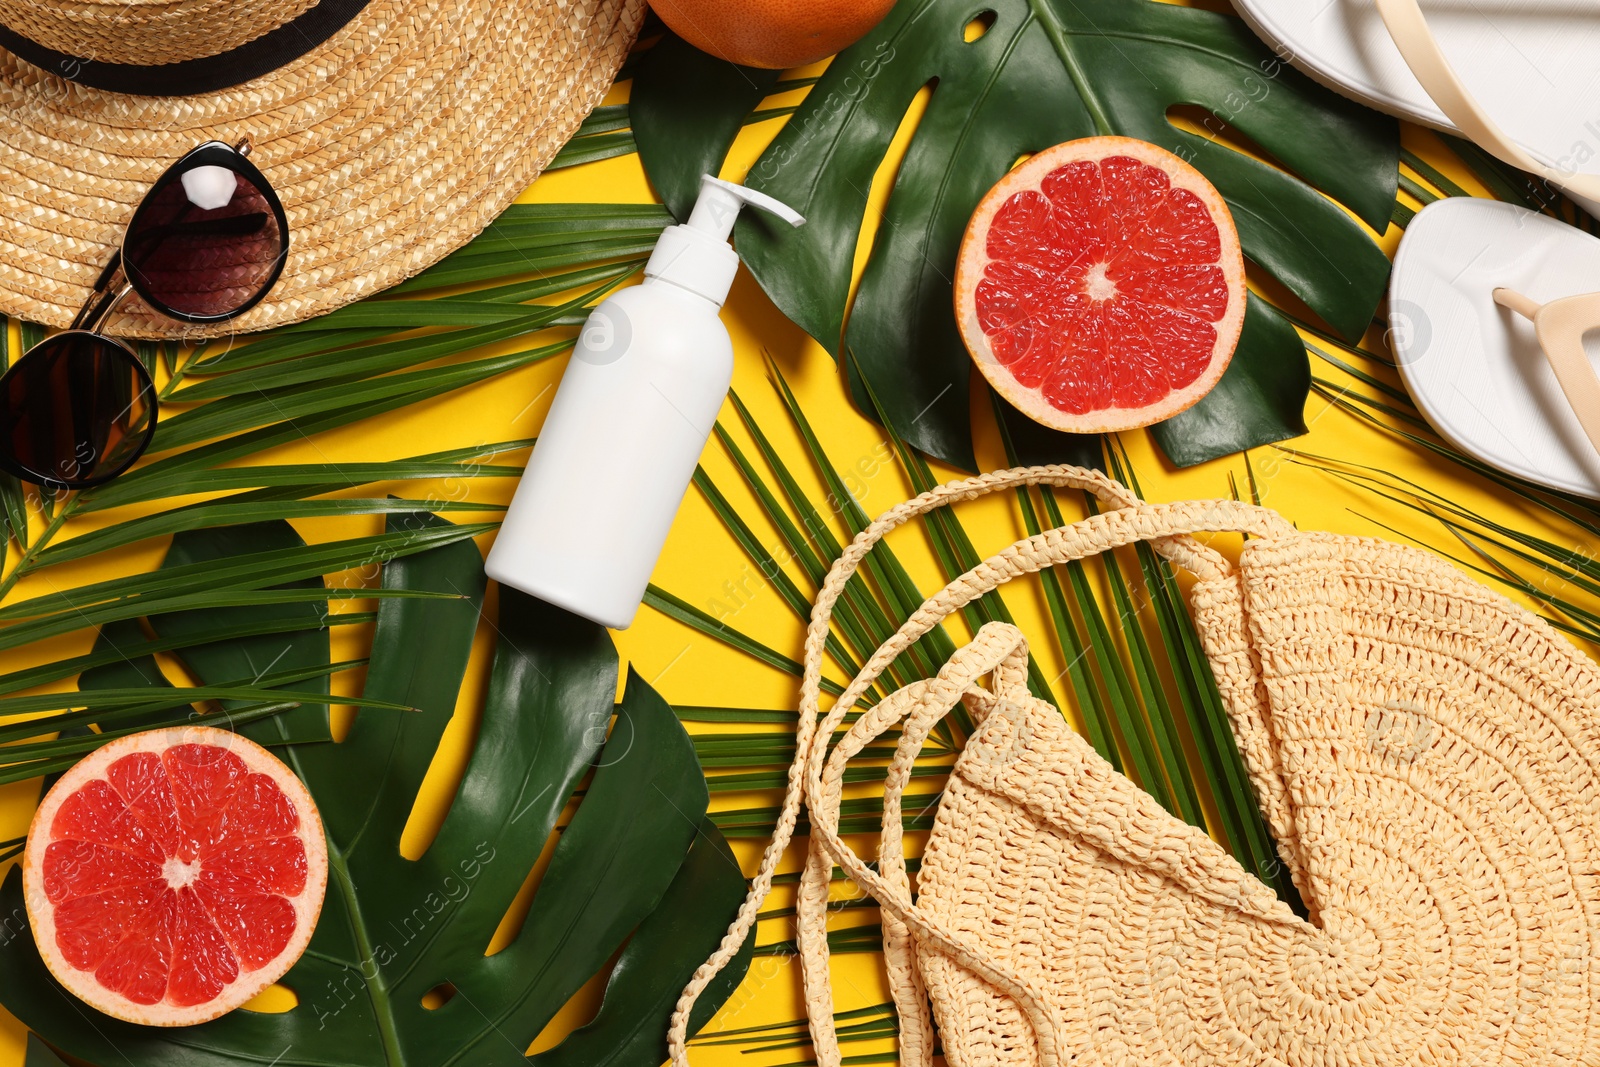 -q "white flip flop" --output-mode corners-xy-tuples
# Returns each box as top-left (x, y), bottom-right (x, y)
(1390, 197), (1600, 497)
(1232, 0), (1600, 214)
